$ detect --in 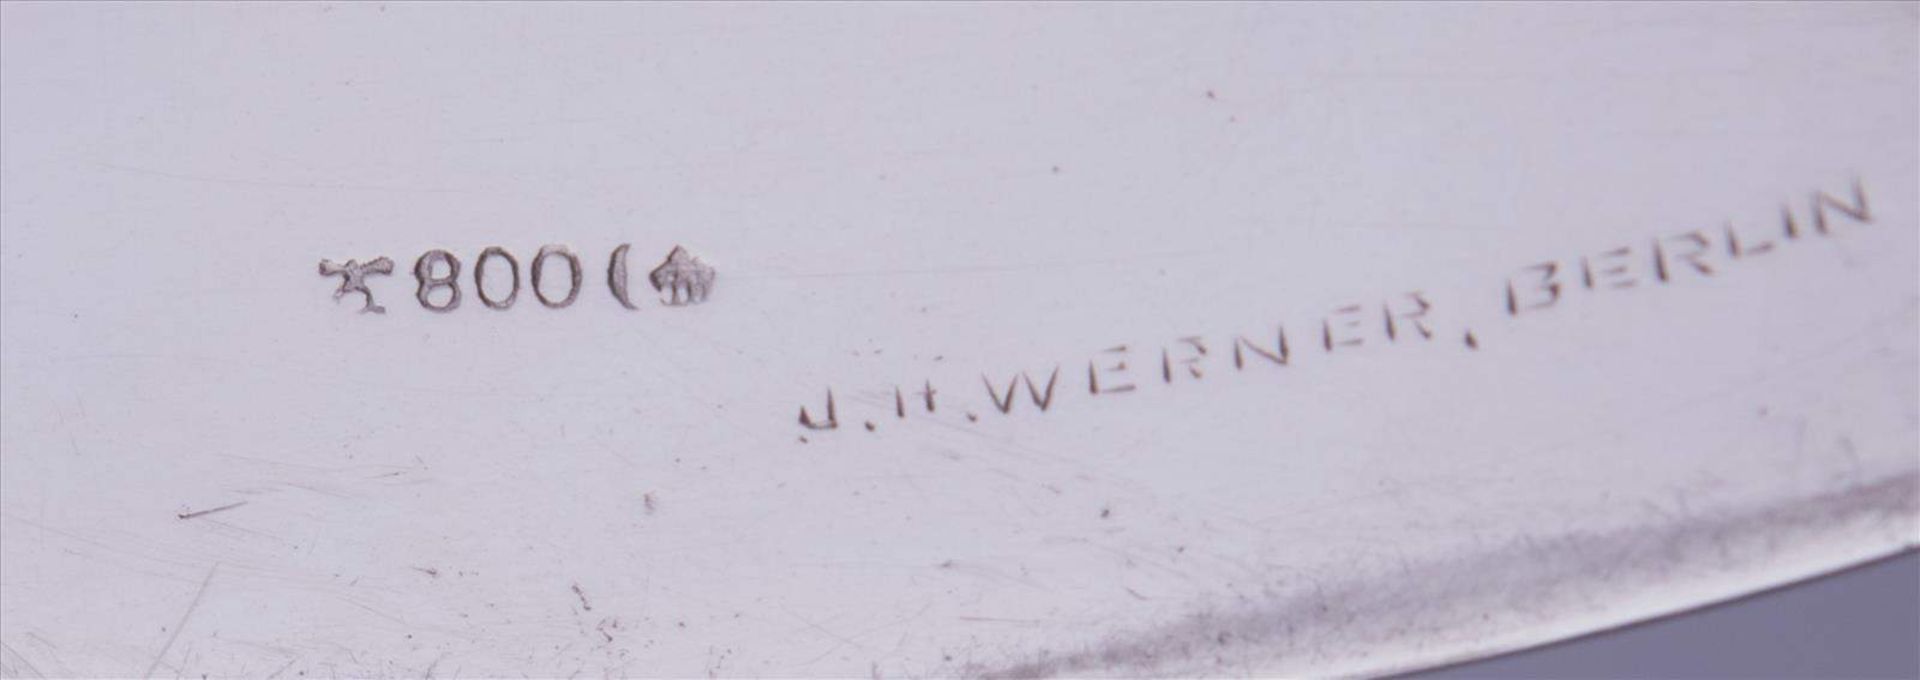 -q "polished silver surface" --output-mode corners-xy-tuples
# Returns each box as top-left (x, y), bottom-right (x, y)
(2, 4), (1913, 677)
